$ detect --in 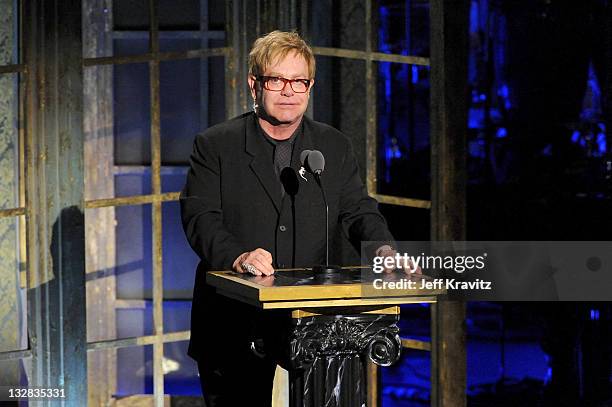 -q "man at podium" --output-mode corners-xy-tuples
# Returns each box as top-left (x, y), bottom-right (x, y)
(181, 30), (396, 407)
